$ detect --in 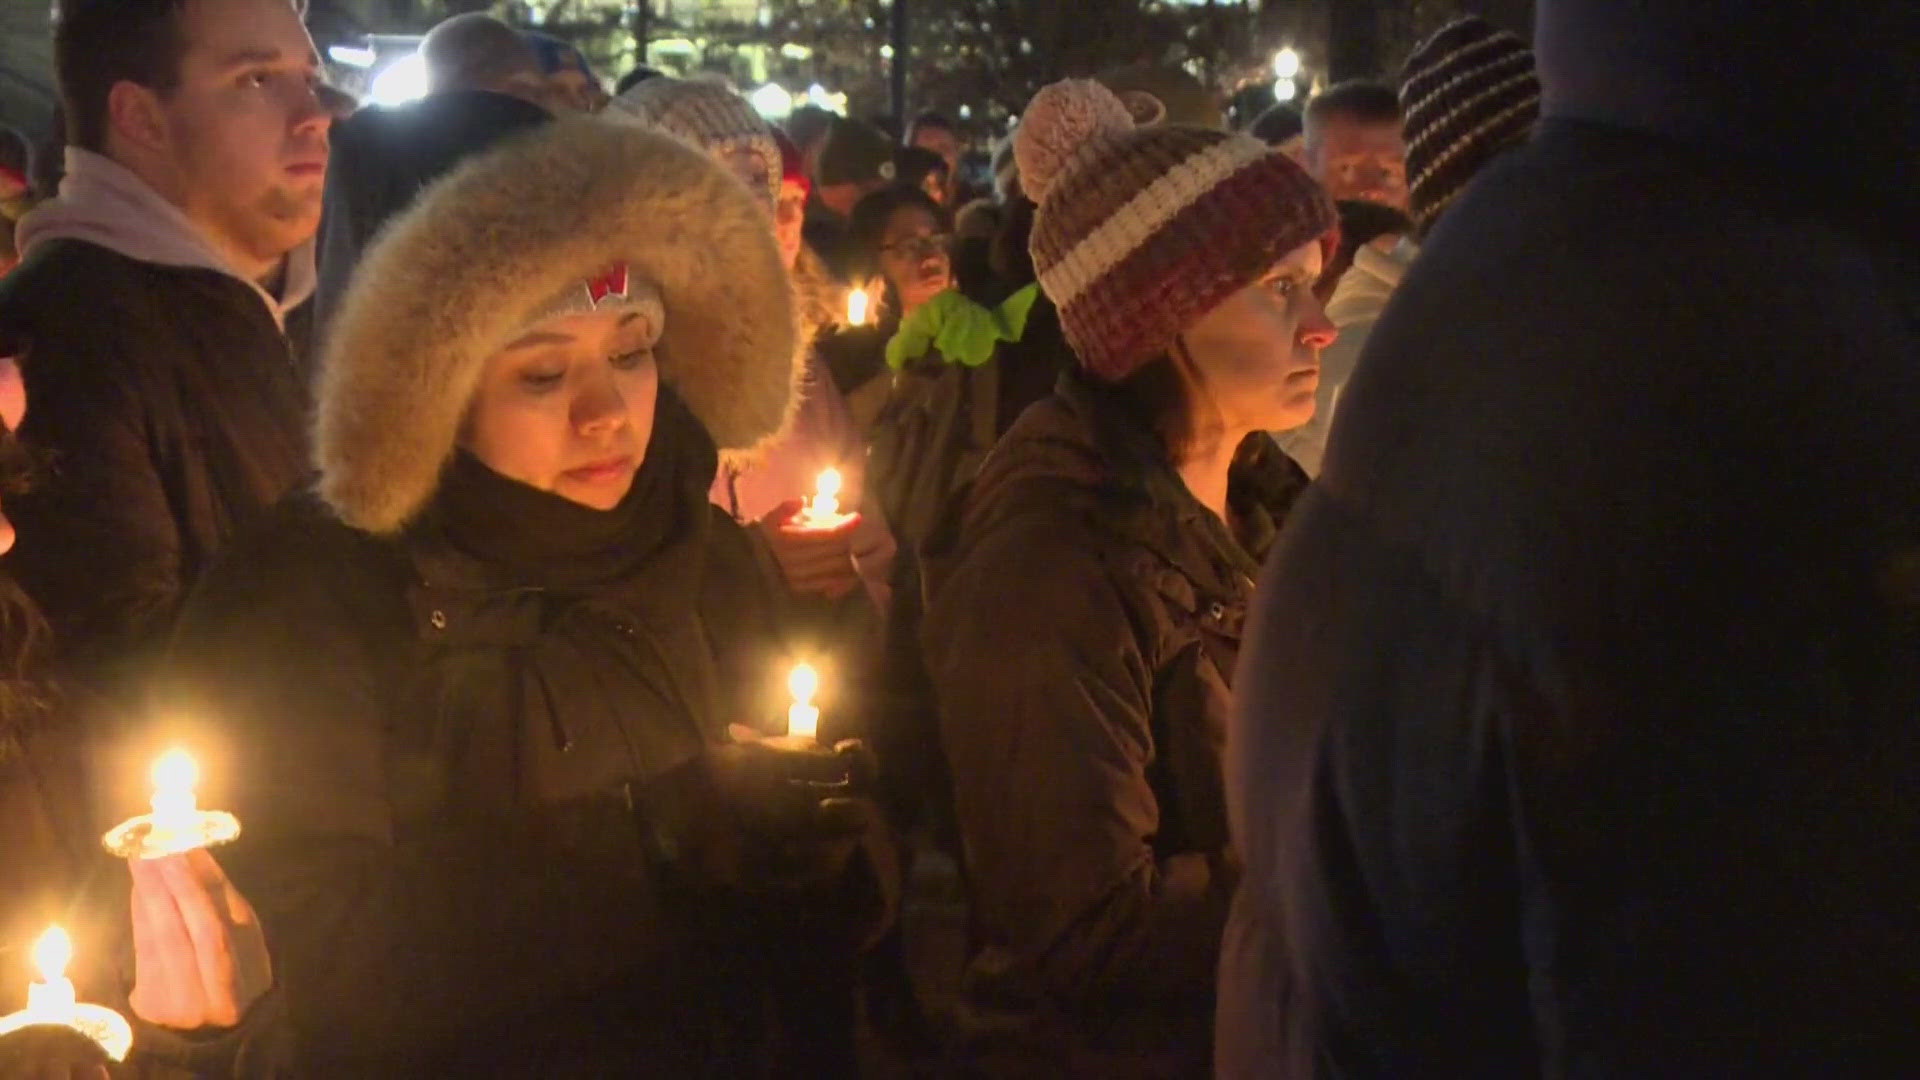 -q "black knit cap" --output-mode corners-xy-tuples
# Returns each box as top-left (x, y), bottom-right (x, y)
(1399, 16), (1541, 234)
